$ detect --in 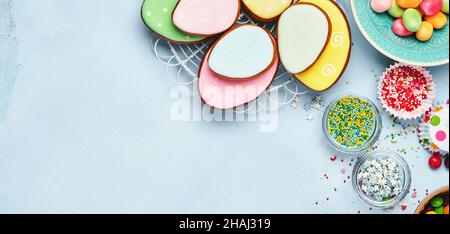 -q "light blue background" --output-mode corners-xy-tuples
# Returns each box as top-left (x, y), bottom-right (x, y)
(0, 0), (448, 214)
